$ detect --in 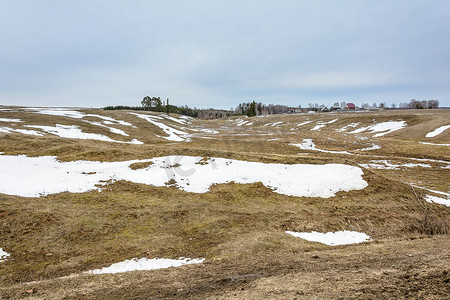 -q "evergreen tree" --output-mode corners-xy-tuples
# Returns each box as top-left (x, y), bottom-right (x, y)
(246, 101), (257, 117)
